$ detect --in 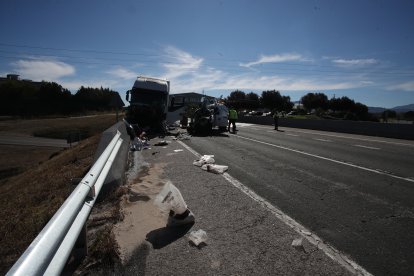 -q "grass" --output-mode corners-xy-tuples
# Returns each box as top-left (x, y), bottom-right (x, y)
(0, 135), (102, 274)
(0, 113), (121, 140)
